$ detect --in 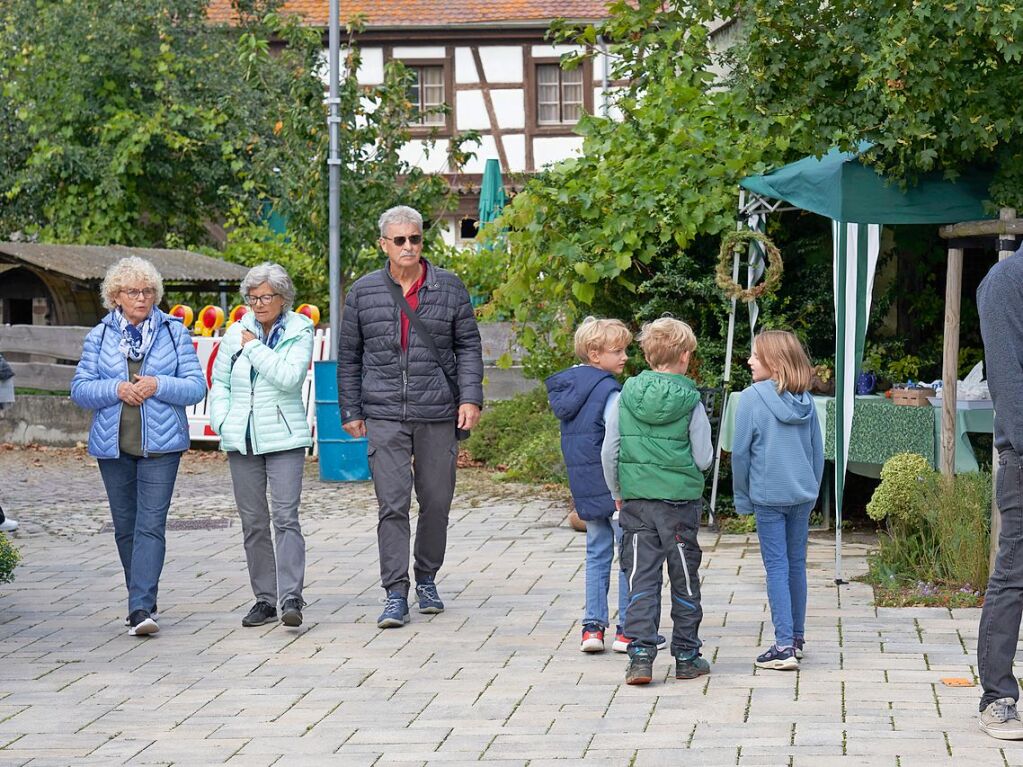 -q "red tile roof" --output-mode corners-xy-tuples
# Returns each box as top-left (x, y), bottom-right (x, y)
(206, 1), (612, 27)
